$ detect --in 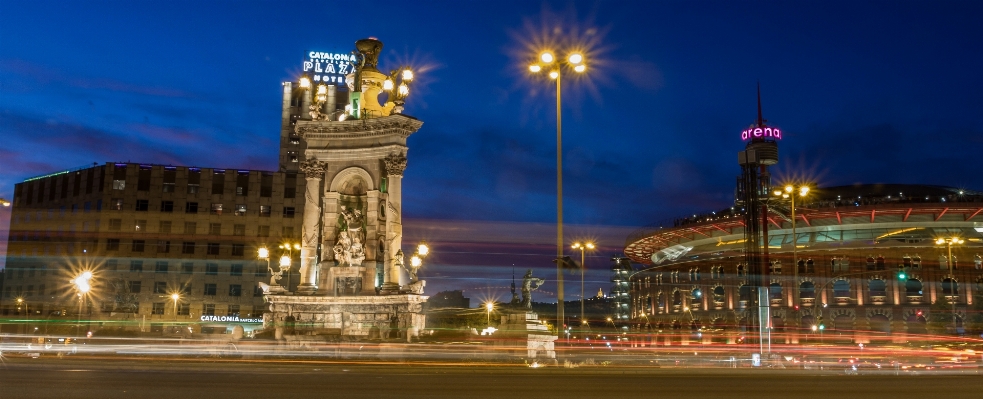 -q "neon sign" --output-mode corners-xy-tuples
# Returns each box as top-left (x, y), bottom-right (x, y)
(199, 315), (262, 323)
(741, 127), (782, 141)
(303, 51), (356, 85)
